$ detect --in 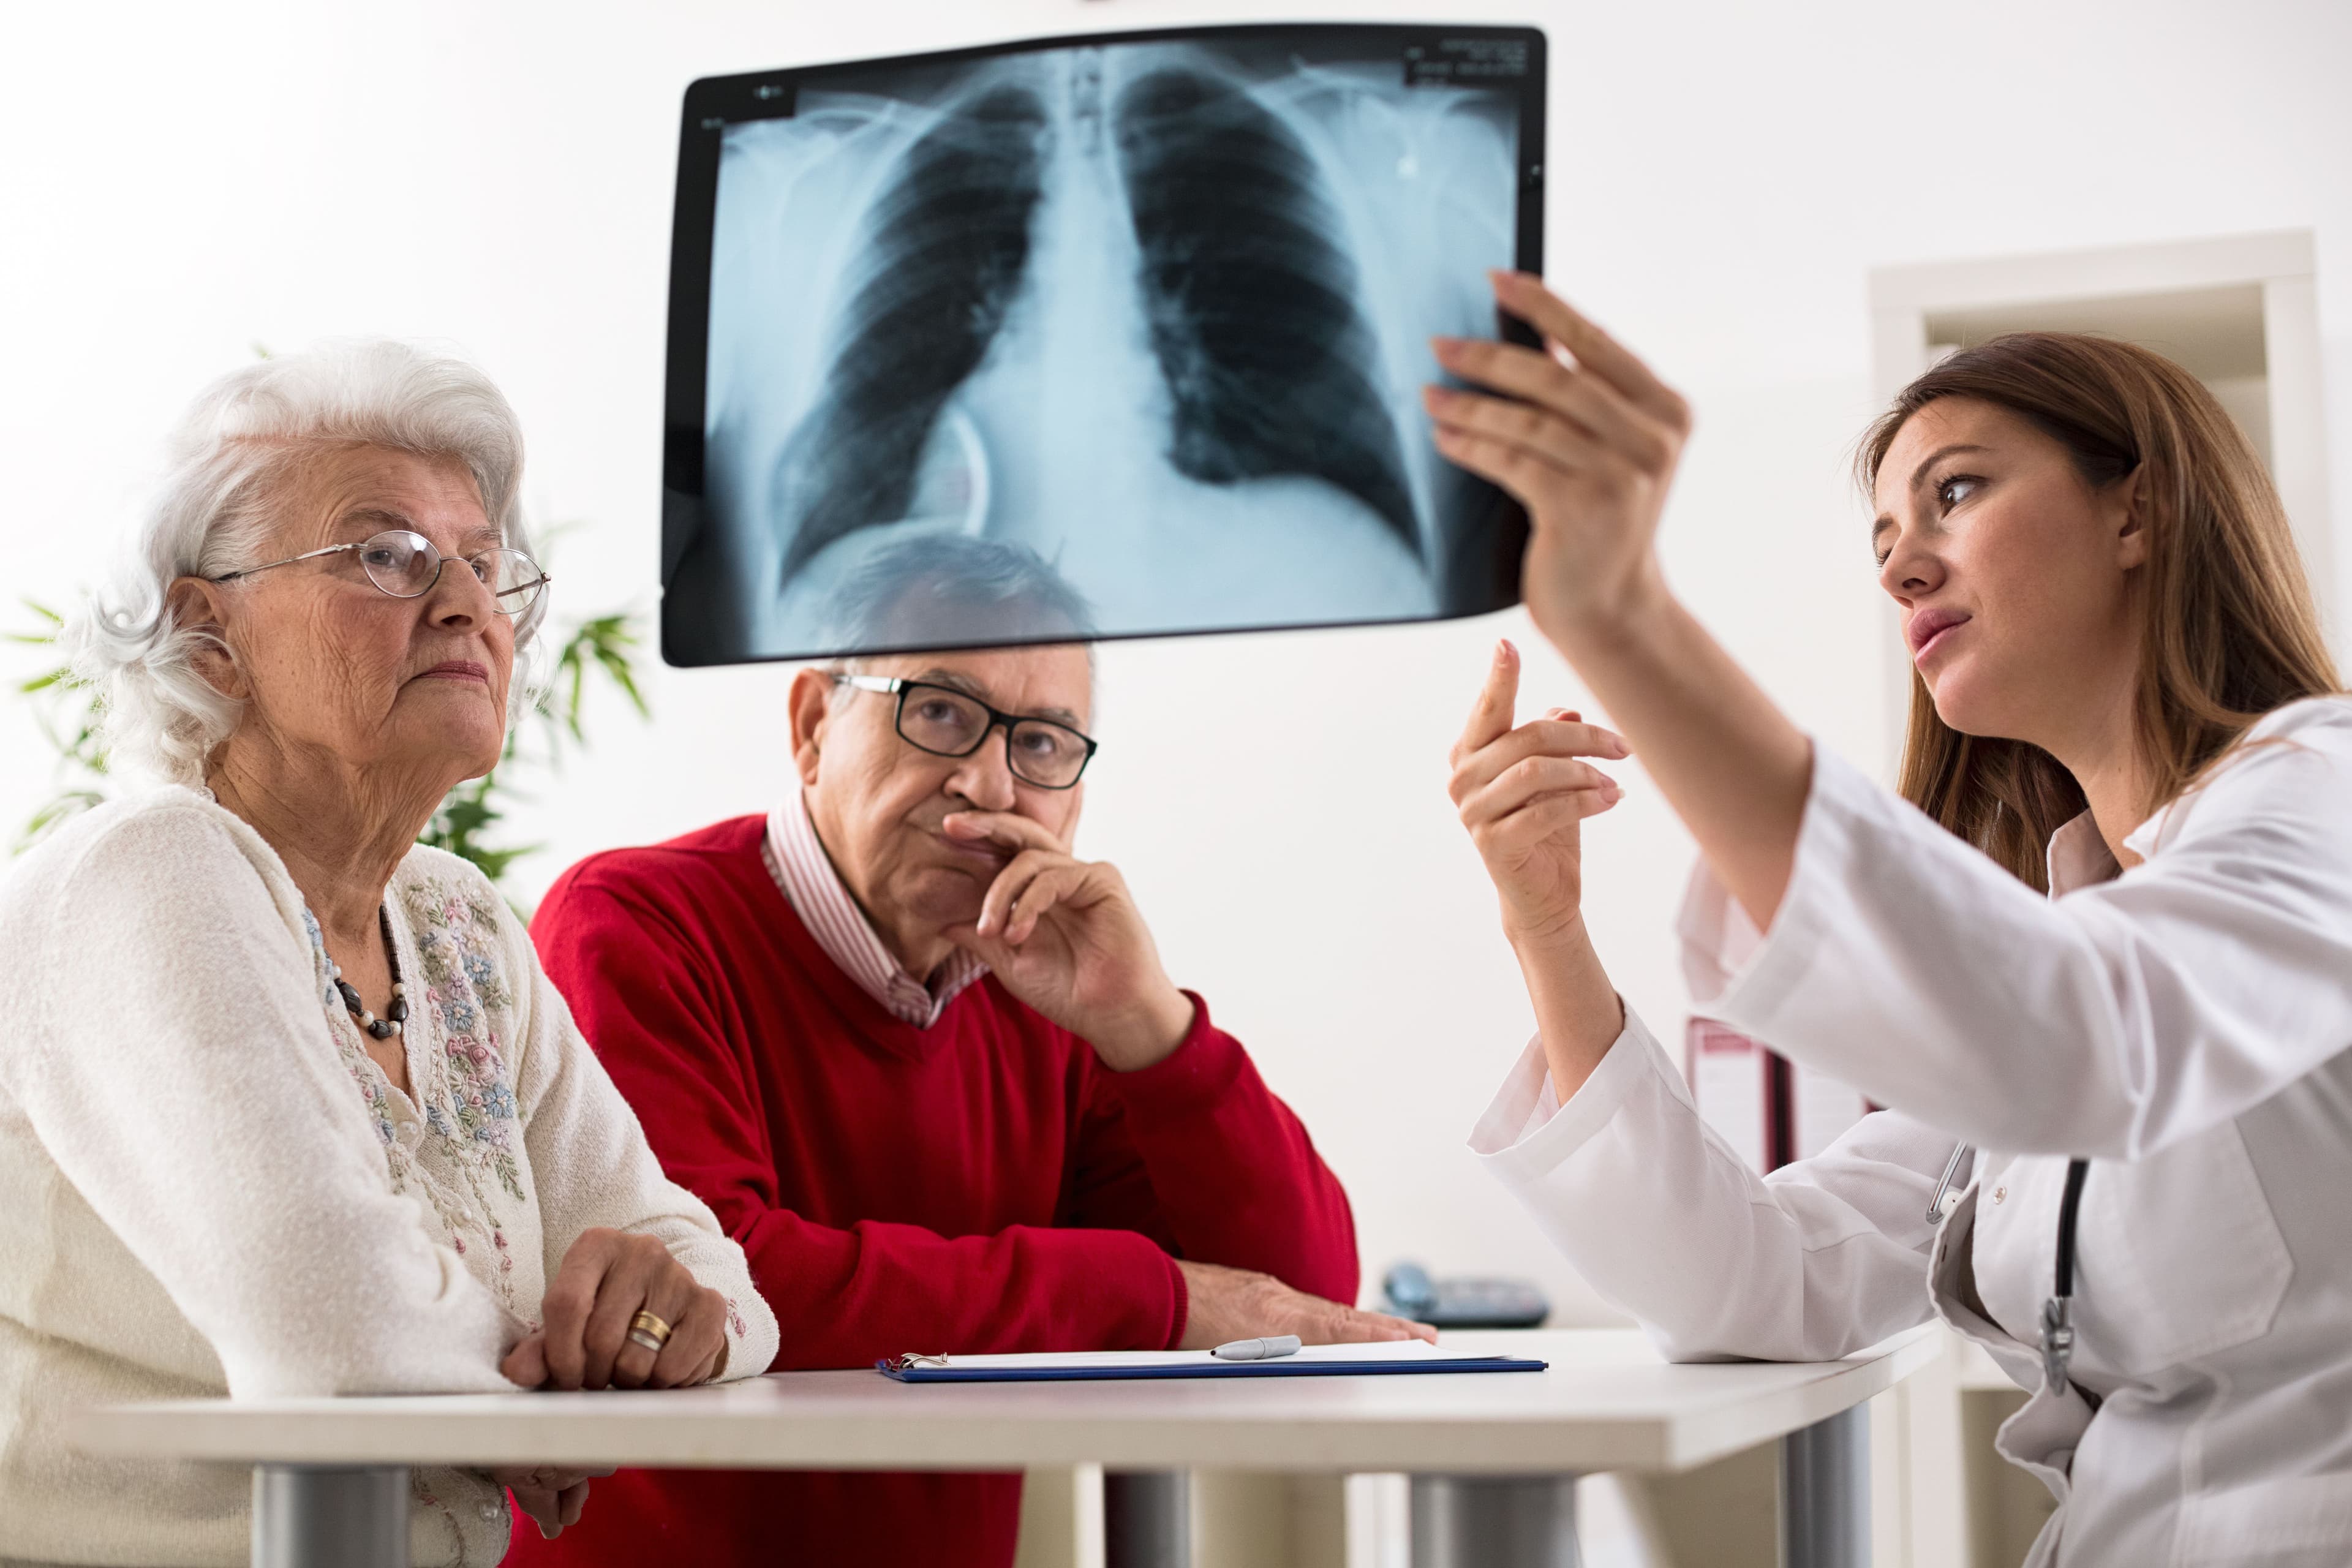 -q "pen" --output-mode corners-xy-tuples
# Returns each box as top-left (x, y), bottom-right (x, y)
(1211, 1335), (1303, 1362)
